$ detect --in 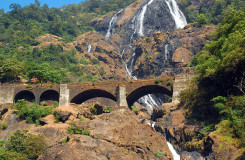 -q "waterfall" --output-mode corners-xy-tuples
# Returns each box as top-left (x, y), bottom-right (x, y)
(165, 0), (187, 29)
(167, 142), (180, 160)
(87, 44), (92, 53)
(105, 14), (118, 38)
(138, 0), (155, 36)
(164, 44), (169, 63)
